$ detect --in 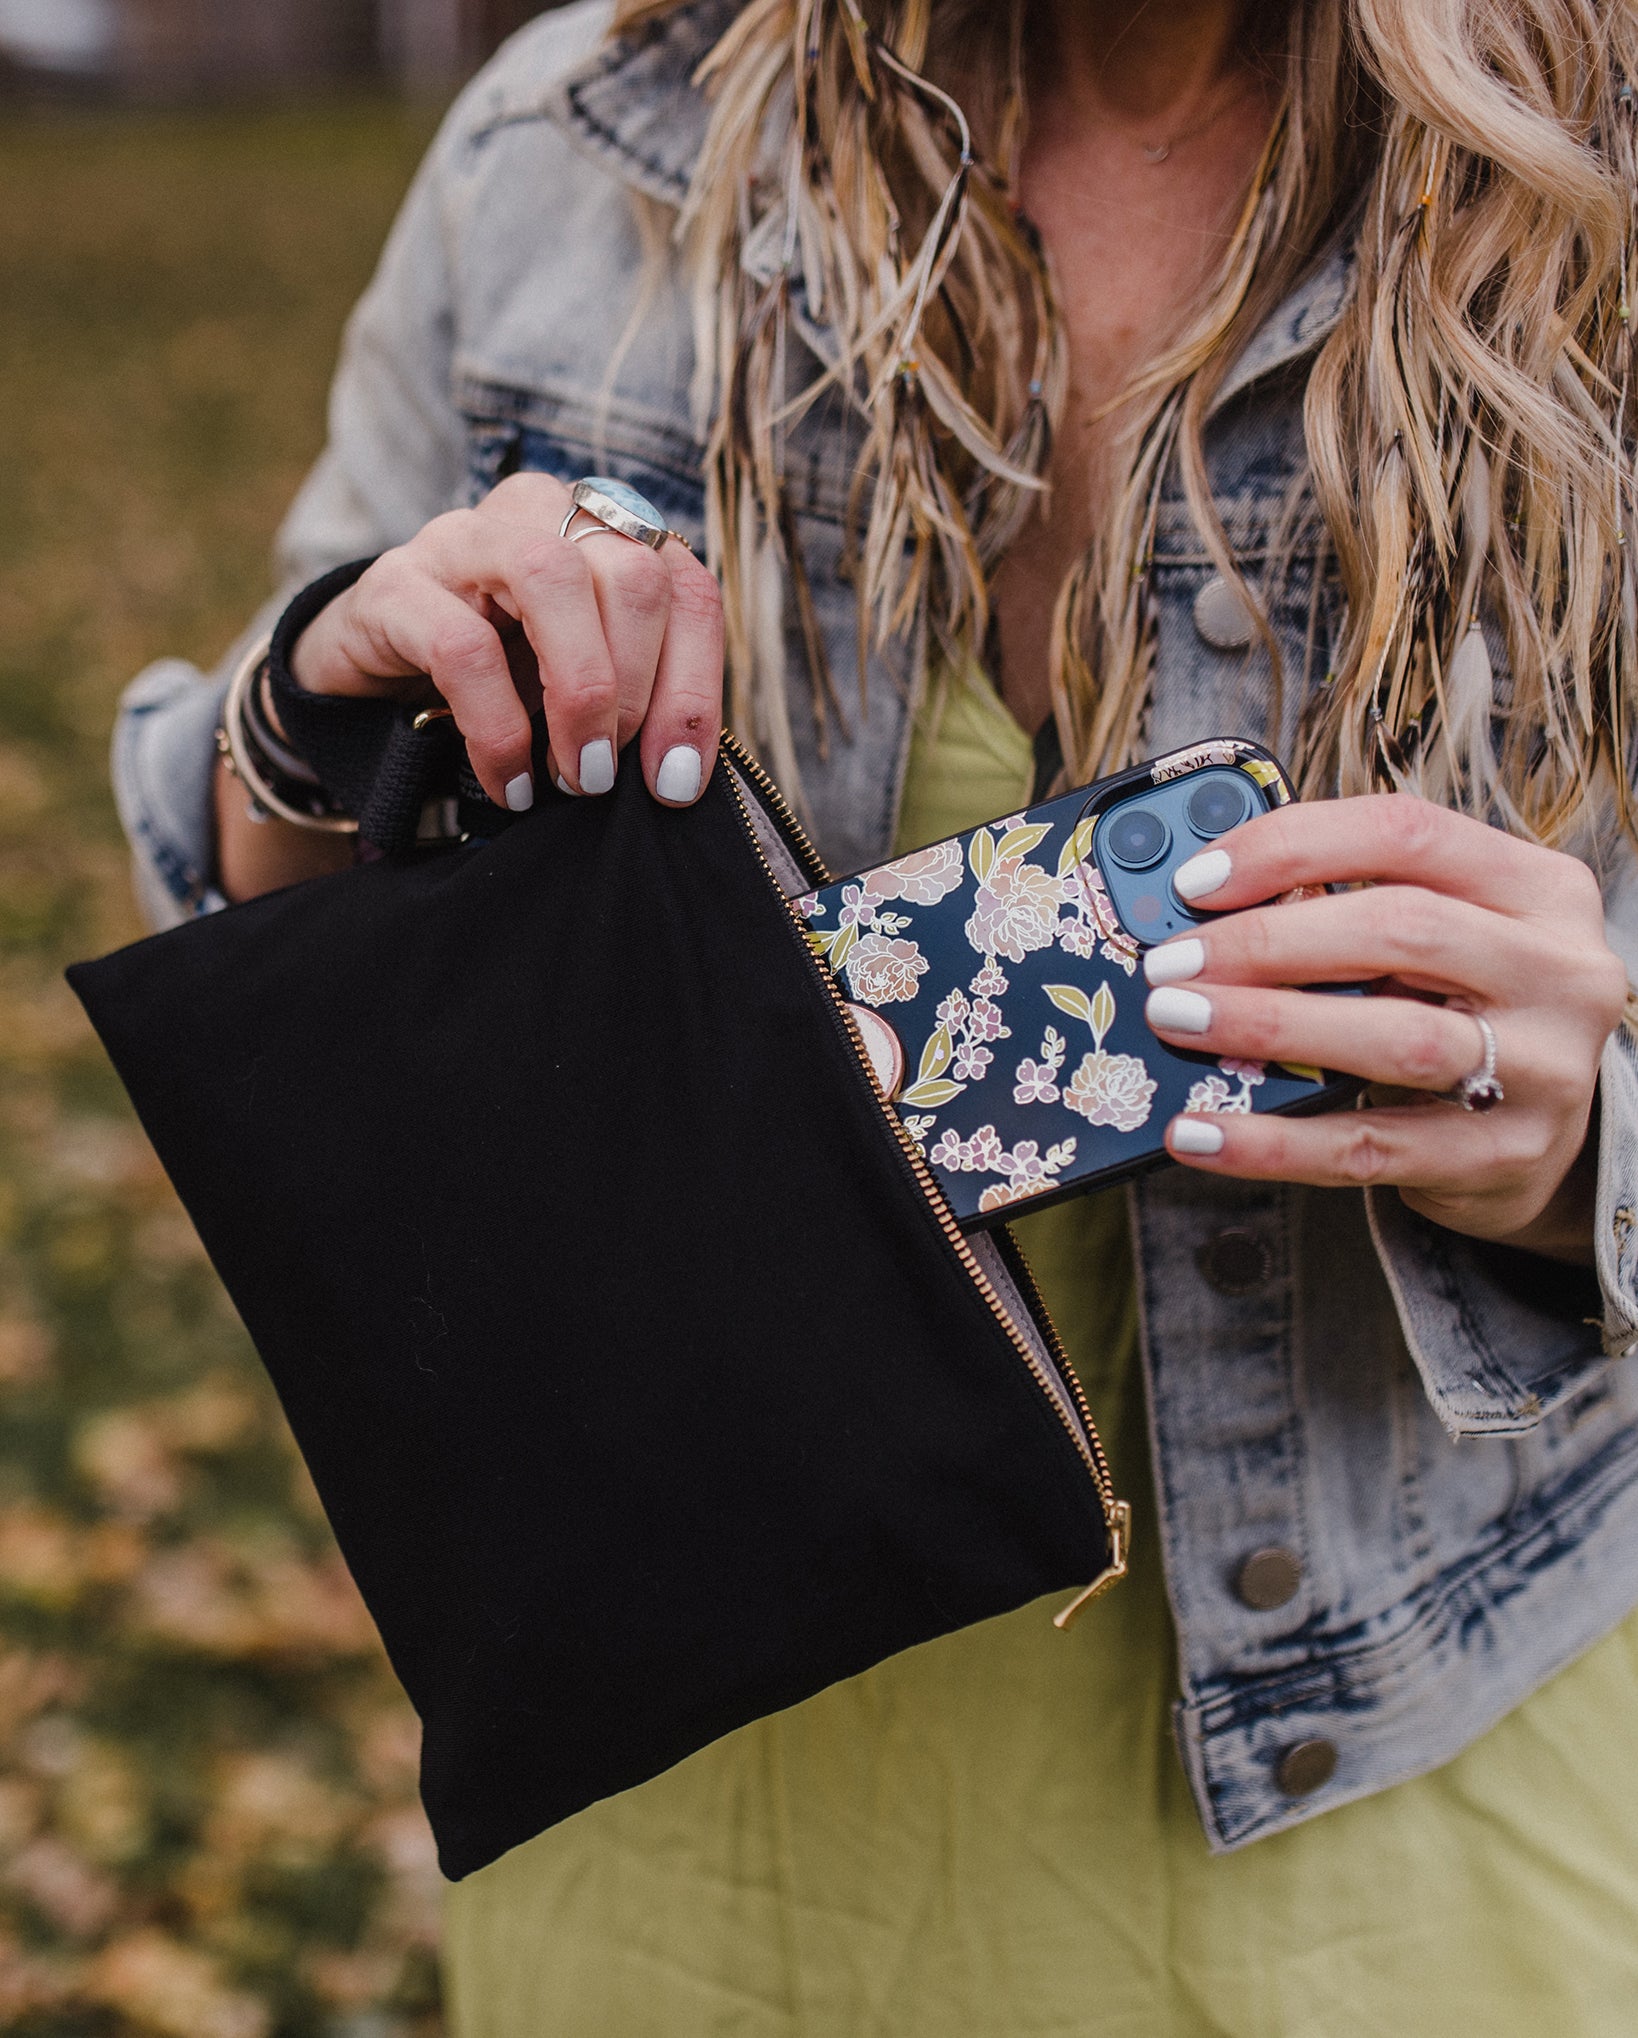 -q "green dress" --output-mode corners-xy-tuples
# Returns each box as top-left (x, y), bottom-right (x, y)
(445, 672), (1638, 2036)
